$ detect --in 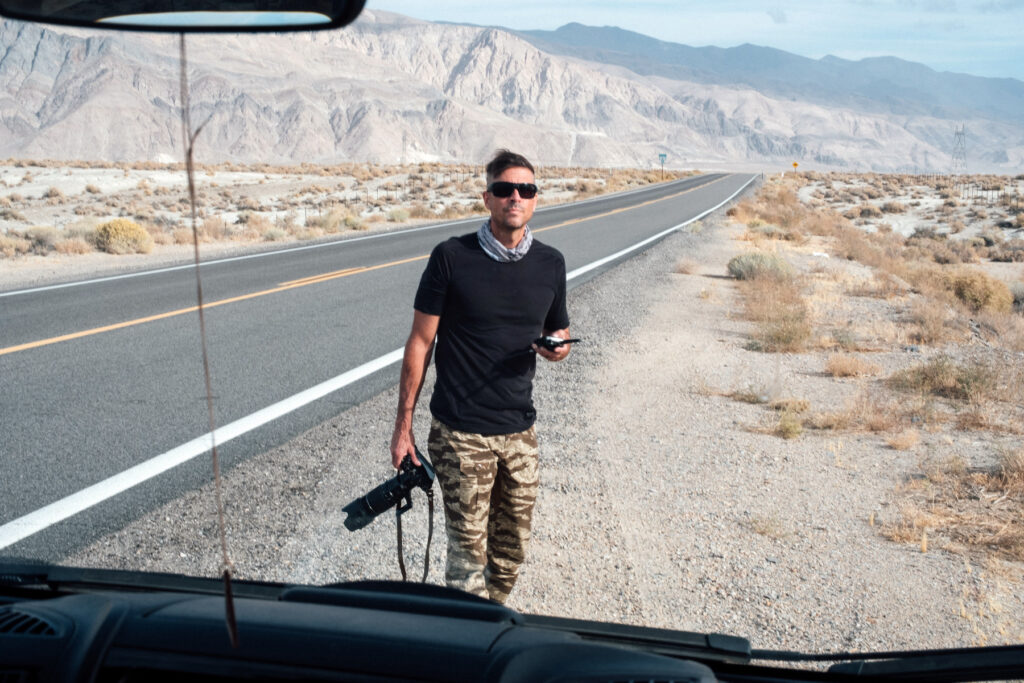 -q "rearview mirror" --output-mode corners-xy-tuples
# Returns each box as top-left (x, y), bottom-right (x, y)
(0, 0), (365, 31)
